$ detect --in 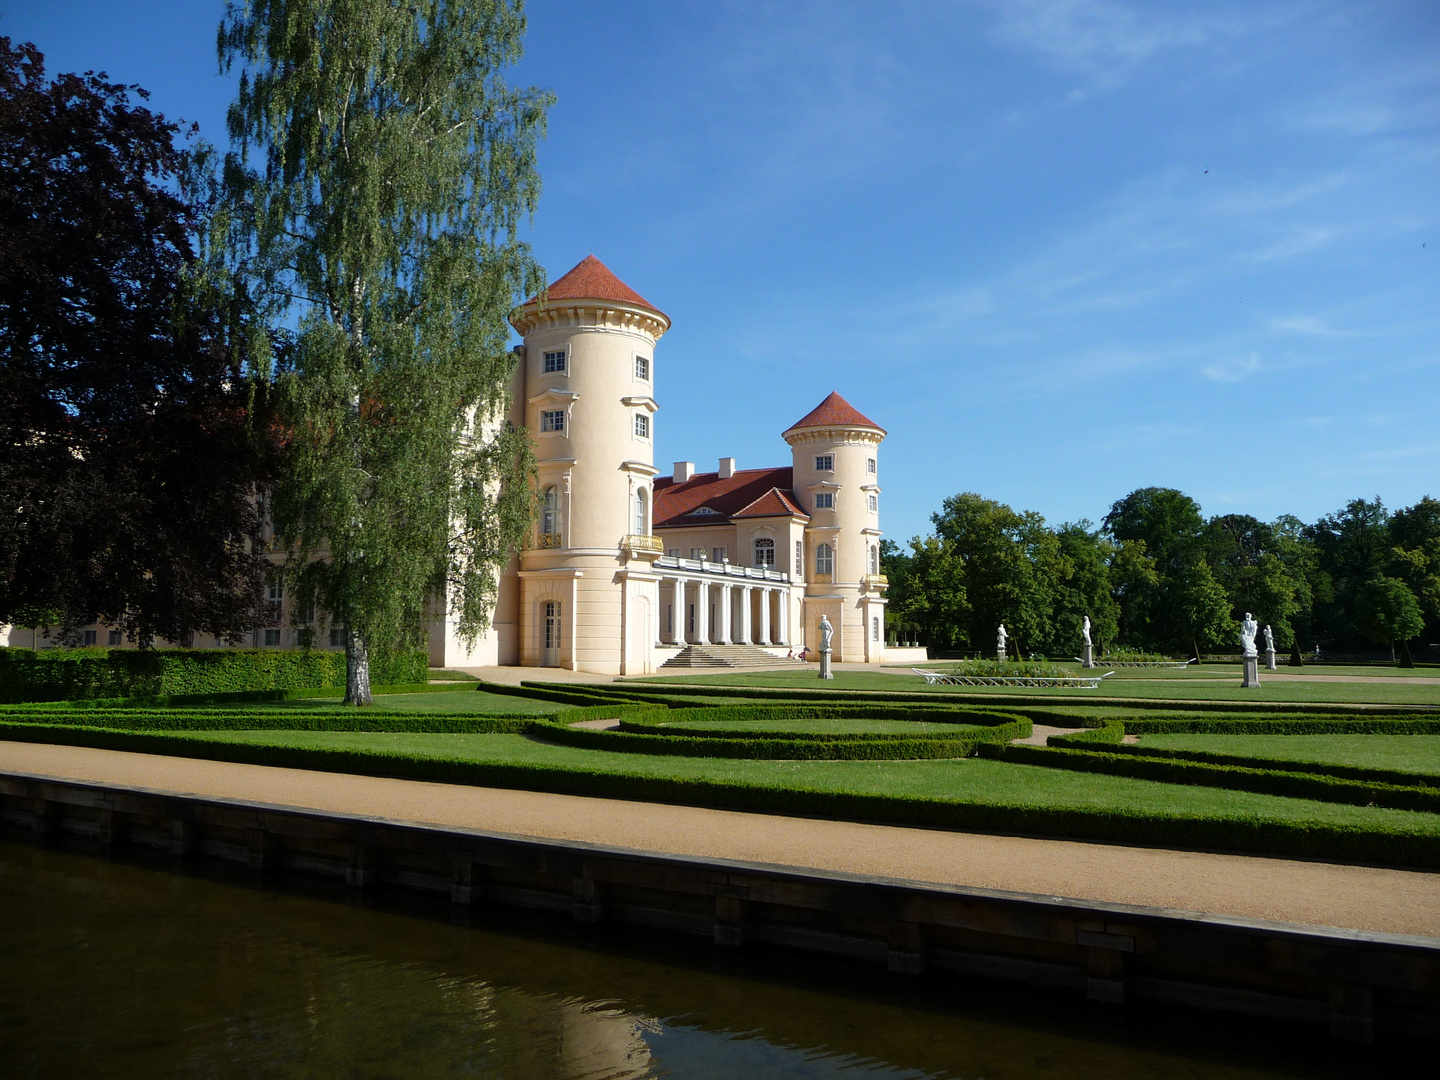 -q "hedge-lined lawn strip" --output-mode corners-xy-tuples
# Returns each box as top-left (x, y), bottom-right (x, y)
(161, 729), (1439, 831)
(1137, 734), (1440, 778)
(256, 691), (568, 714)
(641, 718), (982, 735)
(639, 670), (1440, 705)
